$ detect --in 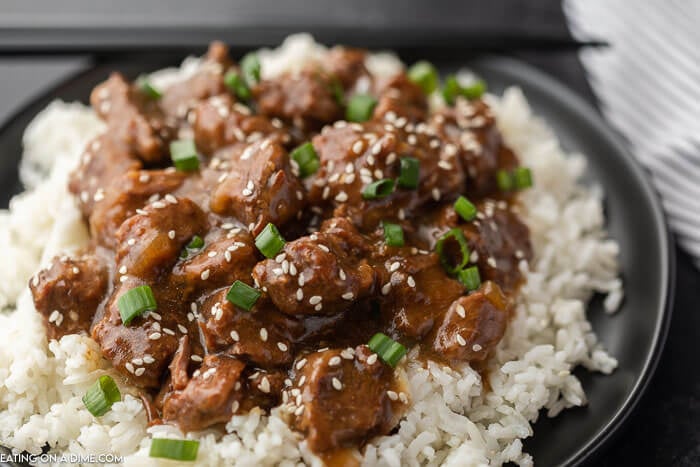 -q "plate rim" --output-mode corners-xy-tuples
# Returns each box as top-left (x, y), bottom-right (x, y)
(0, 53), (675, 467)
